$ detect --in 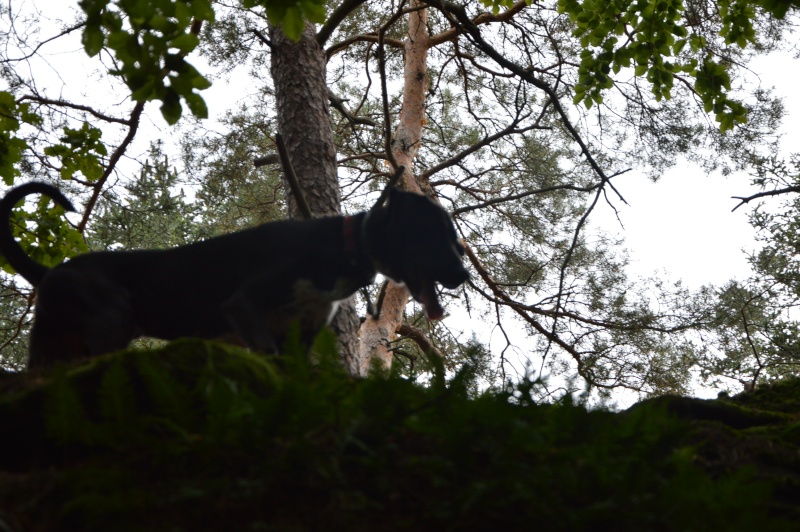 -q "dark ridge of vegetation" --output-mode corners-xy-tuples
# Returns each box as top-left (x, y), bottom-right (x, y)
(1, 338), (797, 531)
